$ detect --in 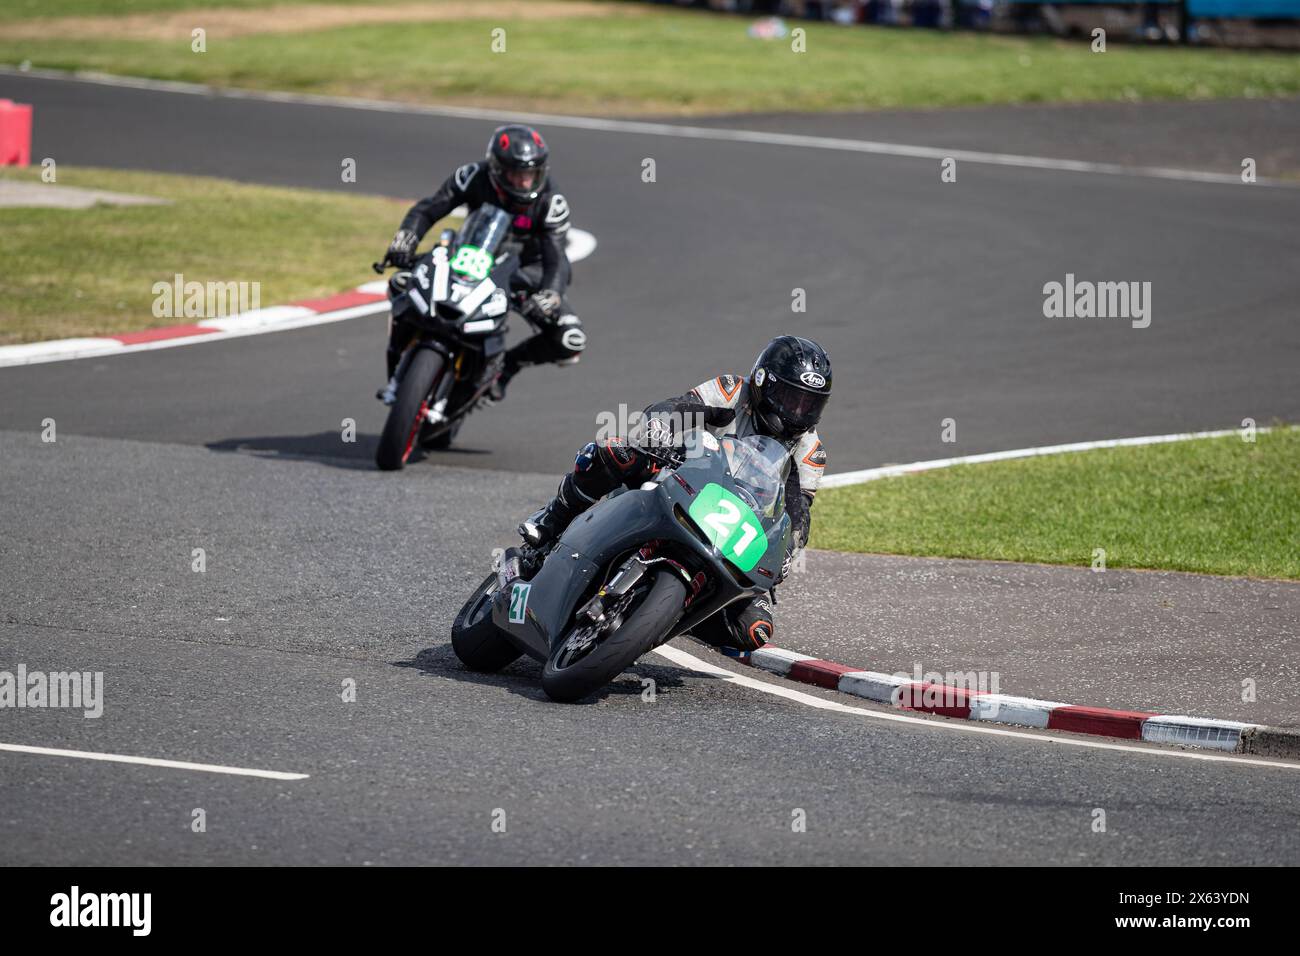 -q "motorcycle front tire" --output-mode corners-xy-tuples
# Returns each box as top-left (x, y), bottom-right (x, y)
(376, 347), (443, 471)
